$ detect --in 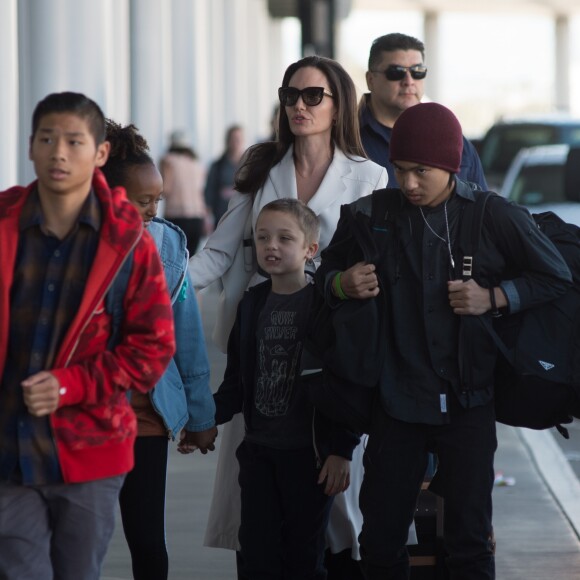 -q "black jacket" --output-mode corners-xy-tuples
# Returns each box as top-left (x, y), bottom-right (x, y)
(213, 280), (360, 461)
(316, 180), (572, 421)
